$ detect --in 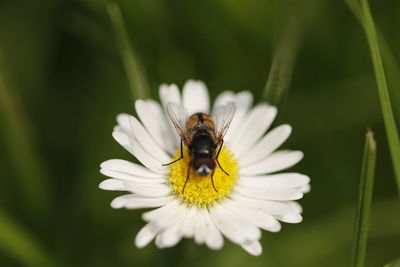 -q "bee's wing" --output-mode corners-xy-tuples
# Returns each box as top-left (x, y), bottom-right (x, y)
(212, 102), (236, 145)
(166, 102), (190, 145)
